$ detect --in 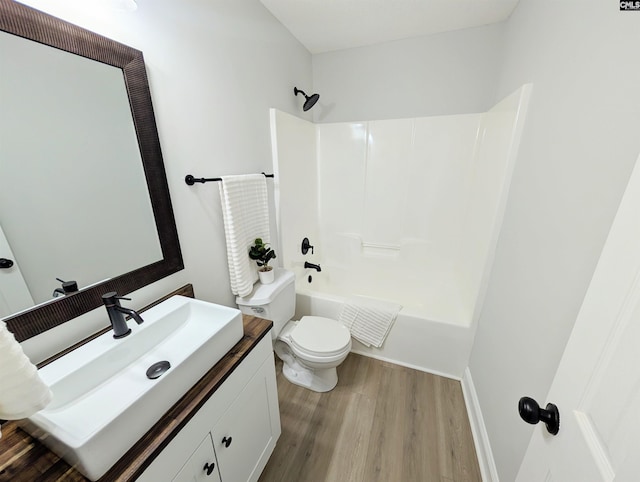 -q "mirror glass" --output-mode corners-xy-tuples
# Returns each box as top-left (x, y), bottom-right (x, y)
(0, 31), (163, 316)
(0, 0), (183, 342)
